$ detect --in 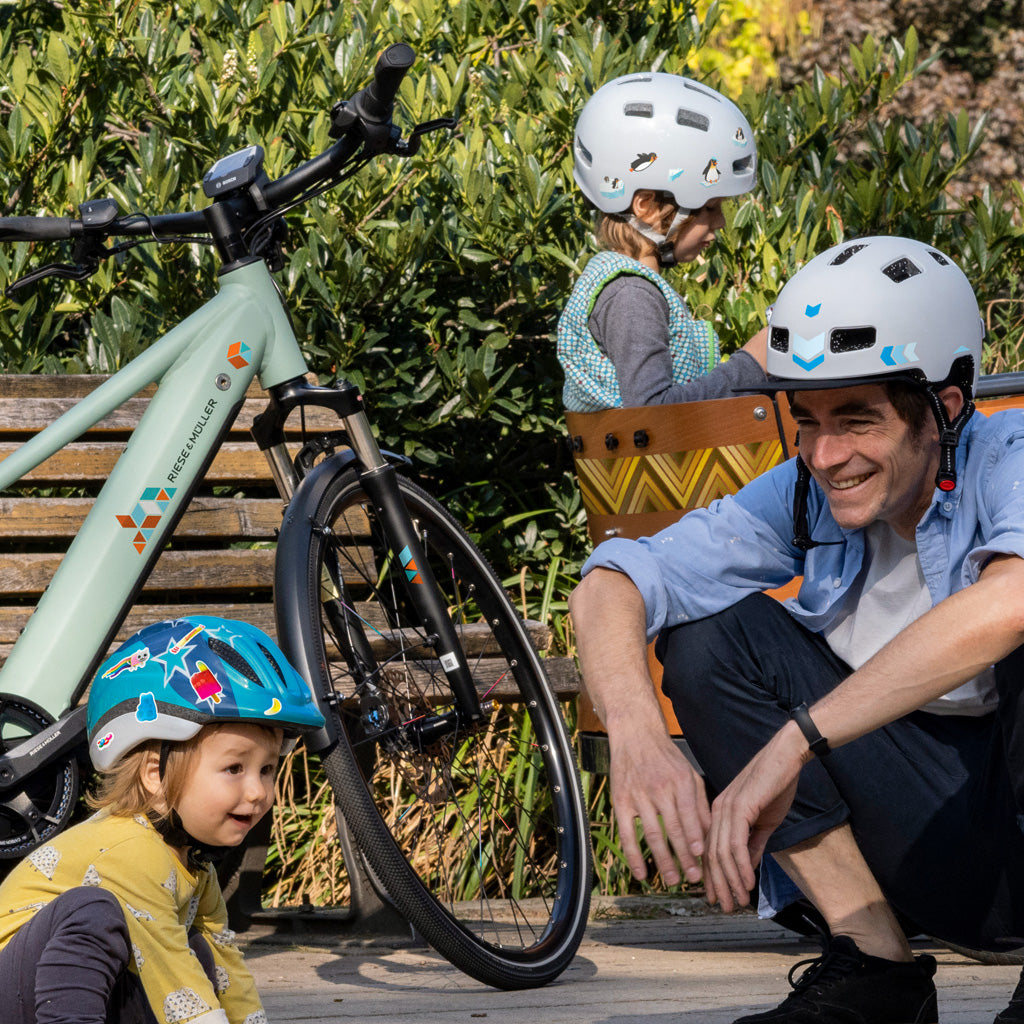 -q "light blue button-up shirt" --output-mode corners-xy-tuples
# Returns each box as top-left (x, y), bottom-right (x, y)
(582, 407), (1024, 916)
(583, 408), (1024, 675)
